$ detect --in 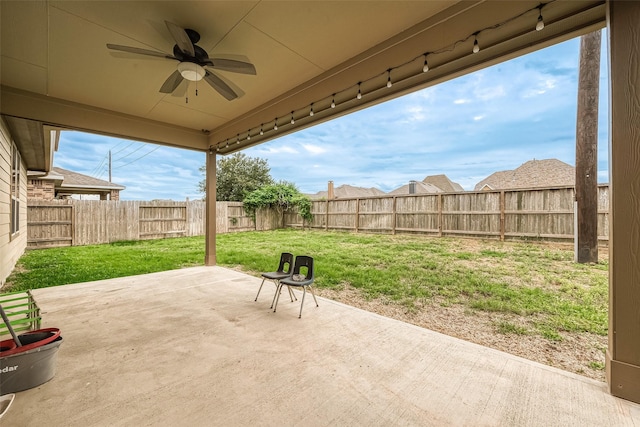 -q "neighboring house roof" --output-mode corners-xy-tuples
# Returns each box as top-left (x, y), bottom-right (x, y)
(388, 181), (442, 195)
(474, 171), (512, 191)
(388, 174), (463, 195)
(31, 167), (126, 193)
(309, 184), (385, 200)
(422, 174), (464, 192)
(51, 167), (125, 191)
(474, 159), (575, 191)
